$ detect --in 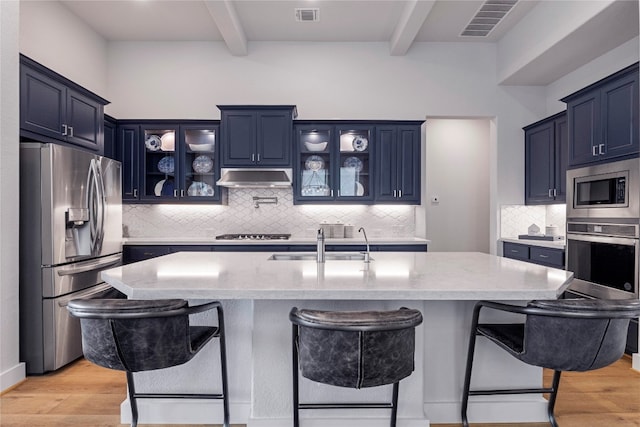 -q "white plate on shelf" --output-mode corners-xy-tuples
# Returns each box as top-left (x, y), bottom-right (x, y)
(192, 155), (213, 173)
(352, 135), (368, 152)
(154, 179), (166, 196)
(145, 135), (162, 151)
(356, 182), (365, 196)
(158, 156), (175, 174)
(343, 156), (363, 172)
(305, 155), (324, 171)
